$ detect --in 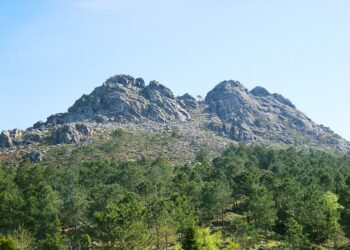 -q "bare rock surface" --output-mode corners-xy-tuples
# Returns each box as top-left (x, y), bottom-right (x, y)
(52, 123), (92, 144)
(0, 131), (13, 148)
(45, 74), (190, 125)
(205, 80), (349, 151)
(178, 93), (198, 110)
